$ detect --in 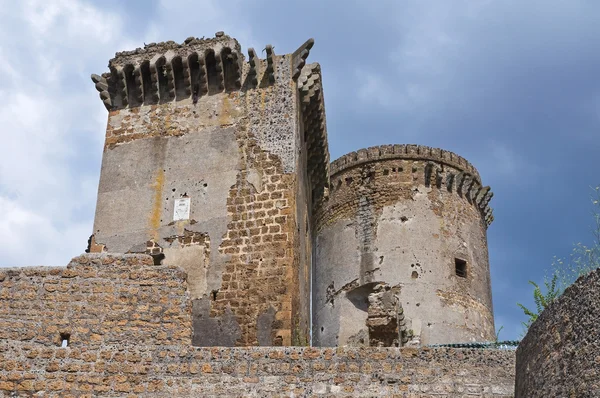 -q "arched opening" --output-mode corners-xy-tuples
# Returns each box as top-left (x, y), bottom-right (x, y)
(109, 66), (126, 108)
(141, 60), (157, 104)
(123, 64), (142, 107)
(155, 57), (170, 104)
(171, 56), (187, 100)
(221, 47), (238, 91)
(205, 49), (222, 95)
(188, 52), (202, 101)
